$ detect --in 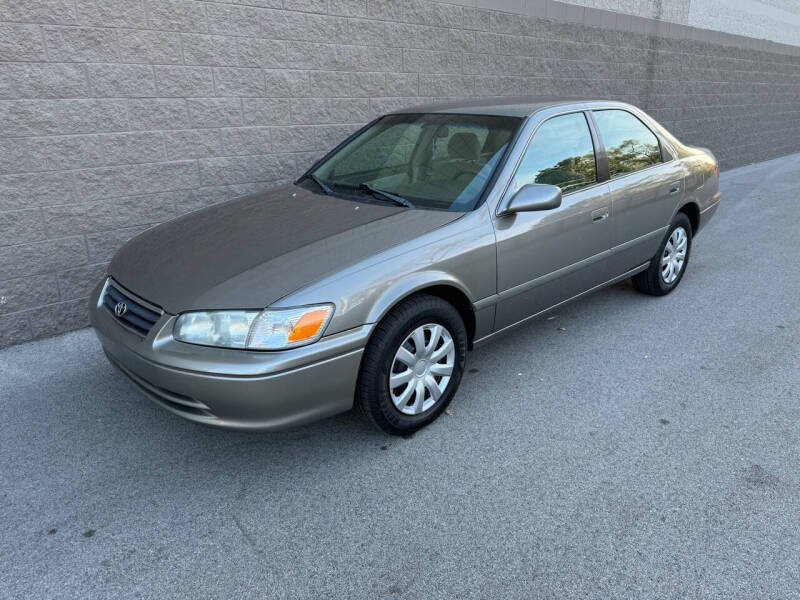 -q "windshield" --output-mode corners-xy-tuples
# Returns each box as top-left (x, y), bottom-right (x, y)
(306, 113), (522, 211)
